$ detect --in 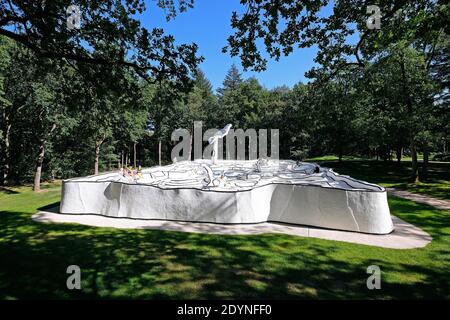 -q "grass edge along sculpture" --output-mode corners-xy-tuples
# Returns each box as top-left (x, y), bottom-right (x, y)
(60, 158), (394, 235)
